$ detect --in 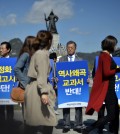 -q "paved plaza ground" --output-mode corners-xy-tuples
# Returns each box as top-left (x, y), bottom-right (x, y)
(0, 106), (118, 134)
